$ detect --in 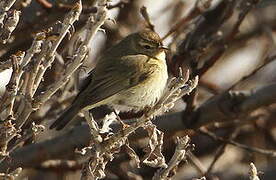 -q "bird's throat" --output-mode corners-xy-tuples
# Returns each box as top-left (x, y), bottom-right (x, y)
(155, 51), (166, 62)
